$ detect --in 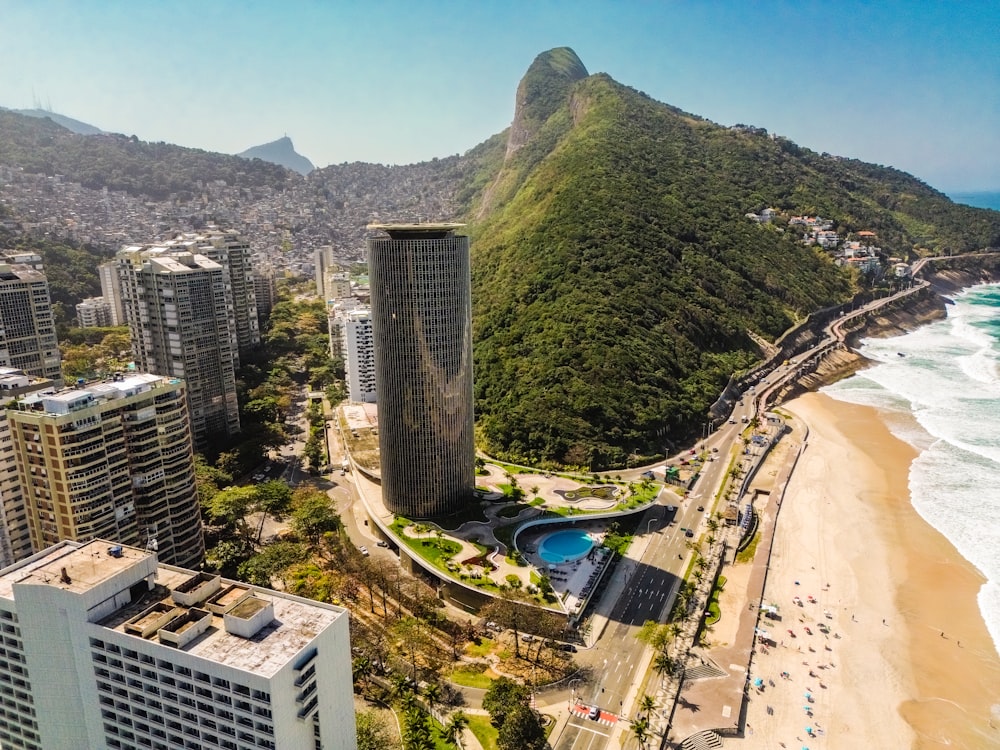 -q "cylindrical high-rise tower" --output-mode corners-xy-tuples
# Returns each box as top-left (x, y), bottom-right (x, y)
(367, 223), (474, 518)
